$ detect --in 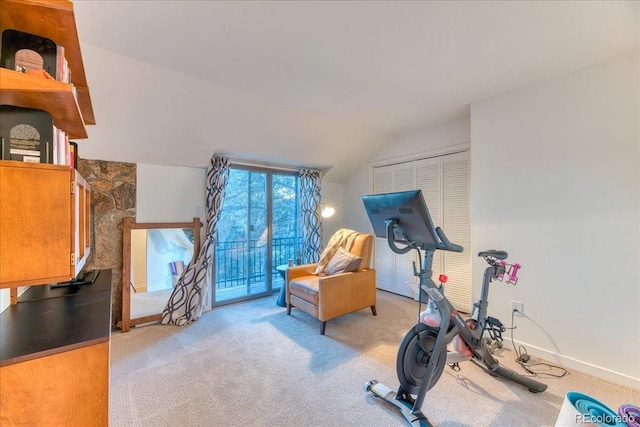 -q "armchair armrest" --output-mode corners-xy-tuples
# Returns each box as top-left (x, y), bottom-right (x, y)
(317, 273), (353, 320)
(286, 264), (318, 282)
